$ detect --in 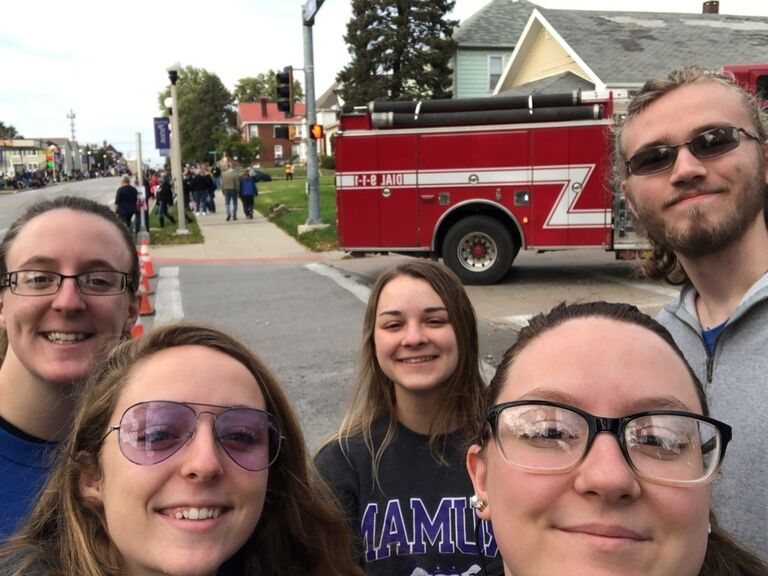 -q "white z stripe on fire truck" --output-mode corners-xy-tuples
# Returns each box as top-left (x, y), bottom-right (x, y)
(535, 165), (607, 228)
(336, 165), (608, 229)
